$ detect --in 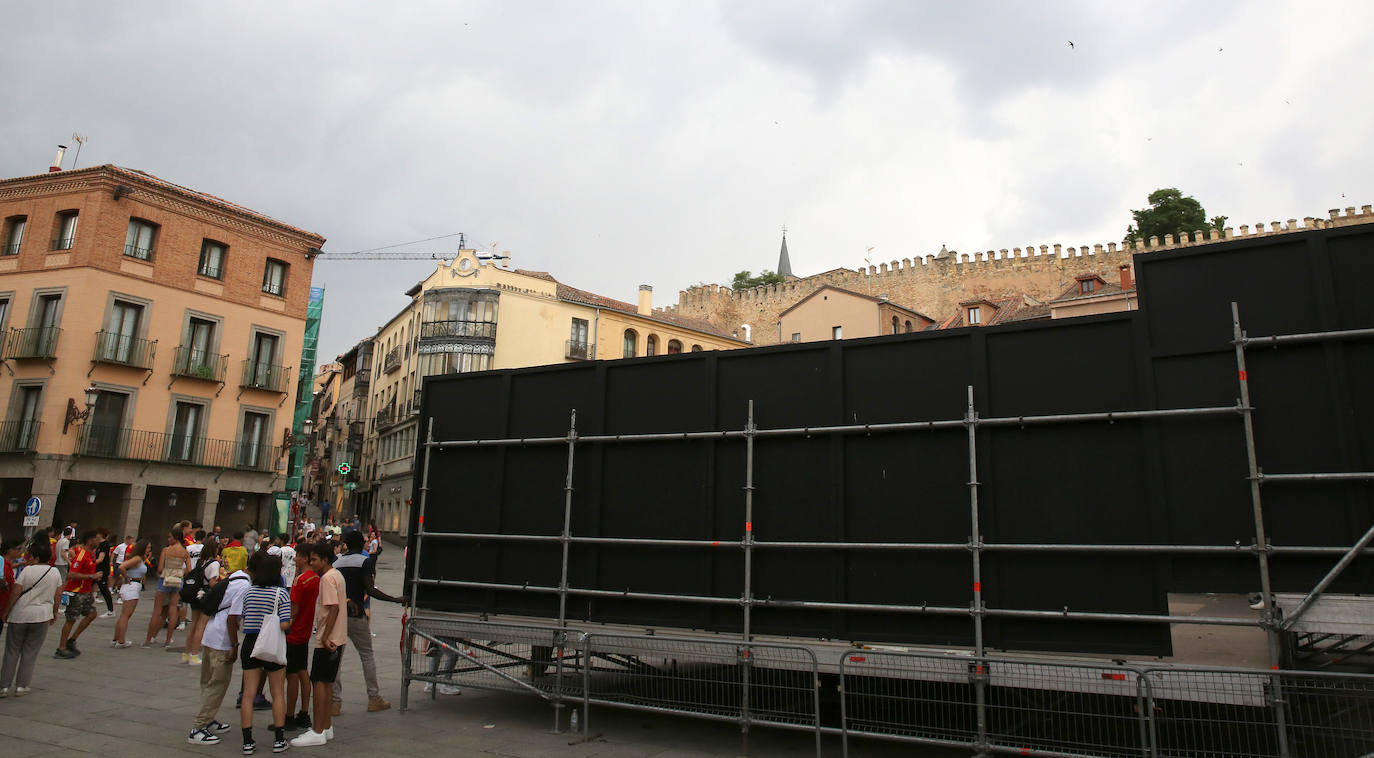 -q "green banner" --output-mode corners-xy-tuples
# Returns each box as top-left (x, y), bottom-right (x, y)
(285, 287), (324, 493)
